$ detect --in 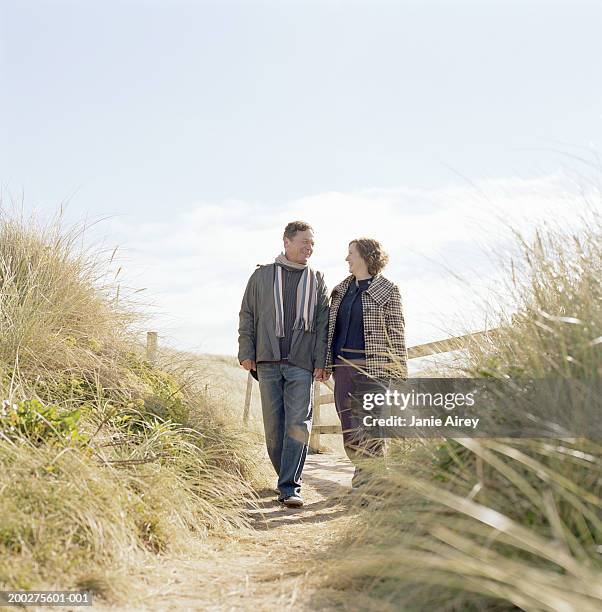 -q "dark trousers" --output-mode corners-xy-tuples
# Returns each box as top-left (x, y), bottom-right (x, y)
(333, 361), (385, 485)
